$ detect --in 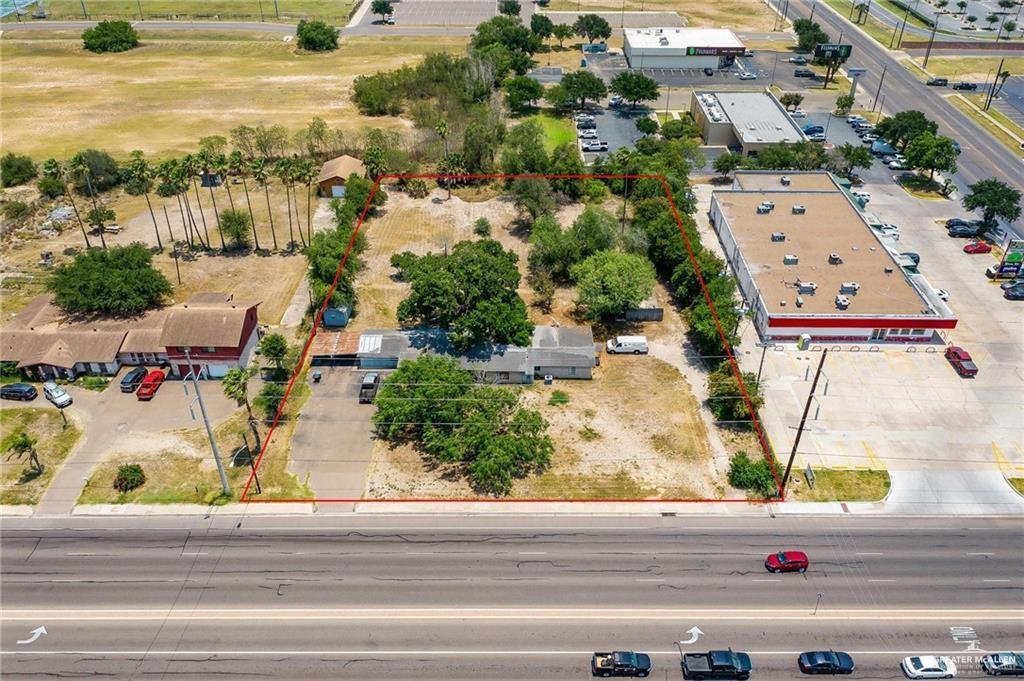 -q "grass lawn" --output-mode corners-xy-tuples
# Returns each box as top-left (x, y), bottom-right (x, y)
(0, 31), (464, 159)
(790, 468), (891, 502)
(544, 0), (777, 31)
(1009, 478), (1024, 496)
(822, 0), (899, 47)
(900, 56), (932, 83)
(948, 95), (1024, 159)
(1, 408), (83, 505)
(915, 56), (1024, 81)
(524, 111), (577, 153)
(897, 173), (950, 200)
(3, 0), (354, 22)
